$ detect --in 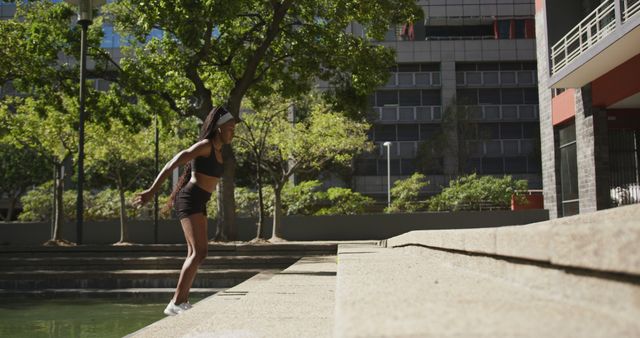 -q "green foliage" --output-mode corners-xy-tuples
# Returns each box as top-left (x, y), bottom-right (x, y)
(206, 186), (262, 219)
(103, 0), (423, 118)
(281, 180), (324, 216)
(0, 141), (50, 199)
(385, 173), (430, 213)
(17, 182), (54, 222)
(315, 187), (374, 215)
(428, 174), (528, 211)
(18, 184), (171, 222)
